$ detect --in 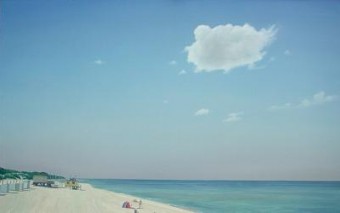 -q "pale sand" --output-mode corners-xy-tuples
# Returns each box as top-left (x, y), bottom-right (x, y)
(0, 183), (194, 213)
